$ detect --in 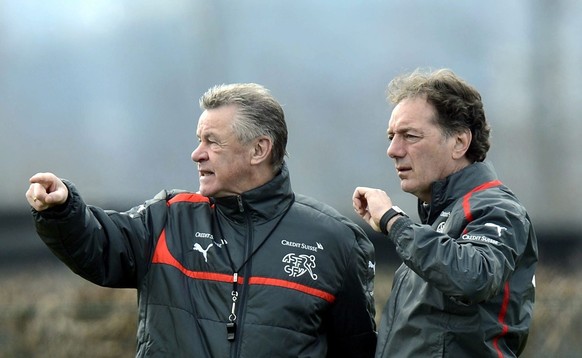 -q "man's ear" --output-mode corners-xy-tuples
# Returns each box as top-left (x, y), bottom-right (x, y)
(452, 129), (472, 160)
(250, 136), (273, 165)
